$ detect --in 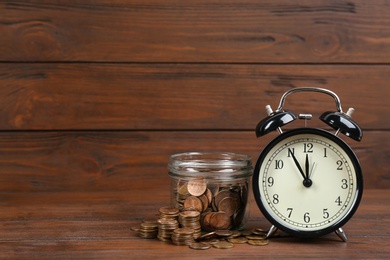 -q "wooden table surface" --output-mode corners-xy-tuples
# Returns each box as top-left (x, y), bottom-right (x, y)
(1, 188), (388, 259)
